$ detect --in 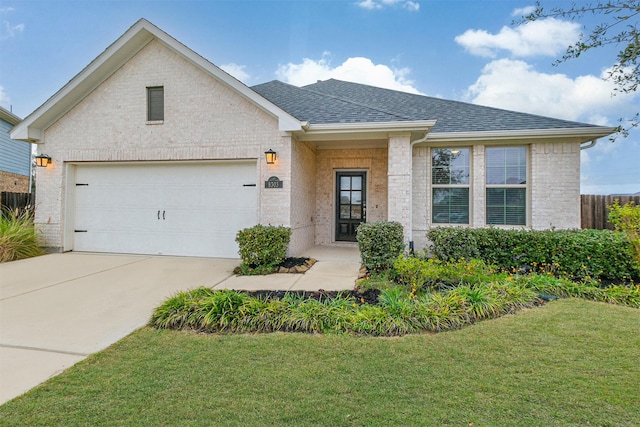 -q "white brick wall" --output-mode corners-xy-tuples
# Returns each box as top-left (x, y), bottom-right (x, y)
(411, 141), (582, 252)
(388, 134), (411, 246)
(314, 147), (388, 246)
(530, 141), (581, 229)
(37, 39), (287, 251)
(288, 139), (316, 254)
